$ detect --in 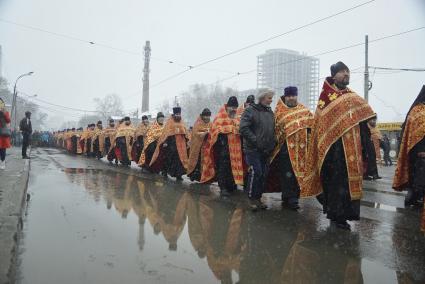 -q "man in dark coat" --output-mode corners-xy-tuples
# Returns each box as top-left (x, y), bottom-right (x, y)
(19, 111), (32, 159)
(239, 90), (276, 210)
